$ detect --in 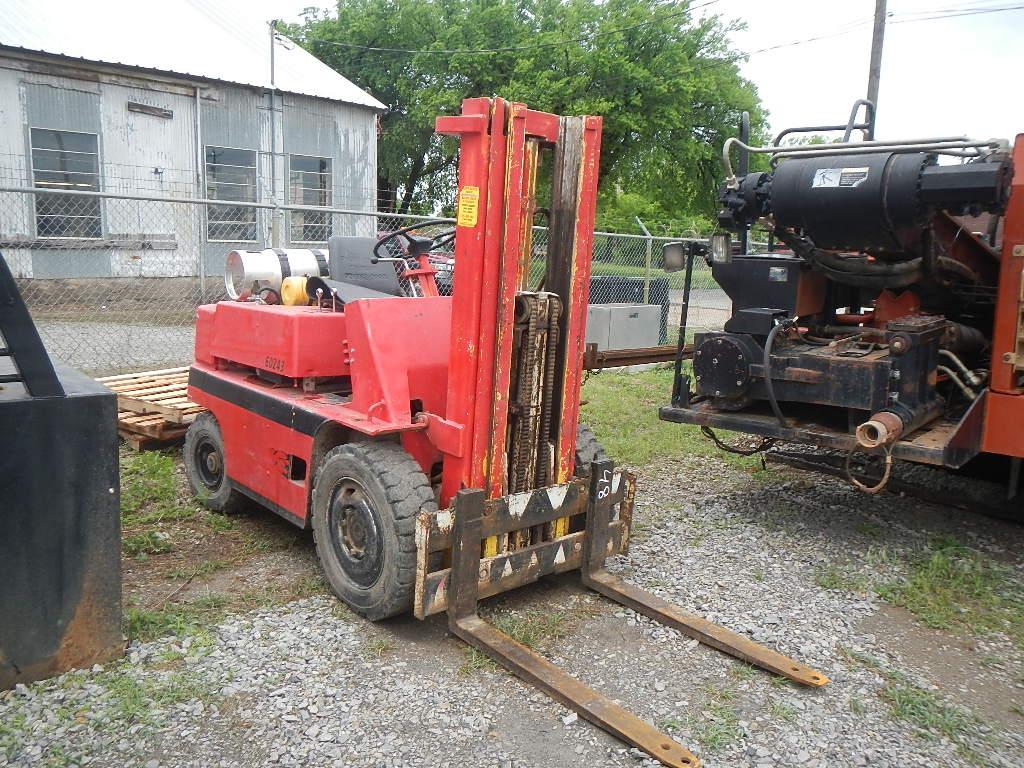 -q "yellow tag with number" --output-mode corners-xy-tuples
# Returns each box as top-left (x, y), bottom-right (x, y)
(457, 185), (480, 227)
